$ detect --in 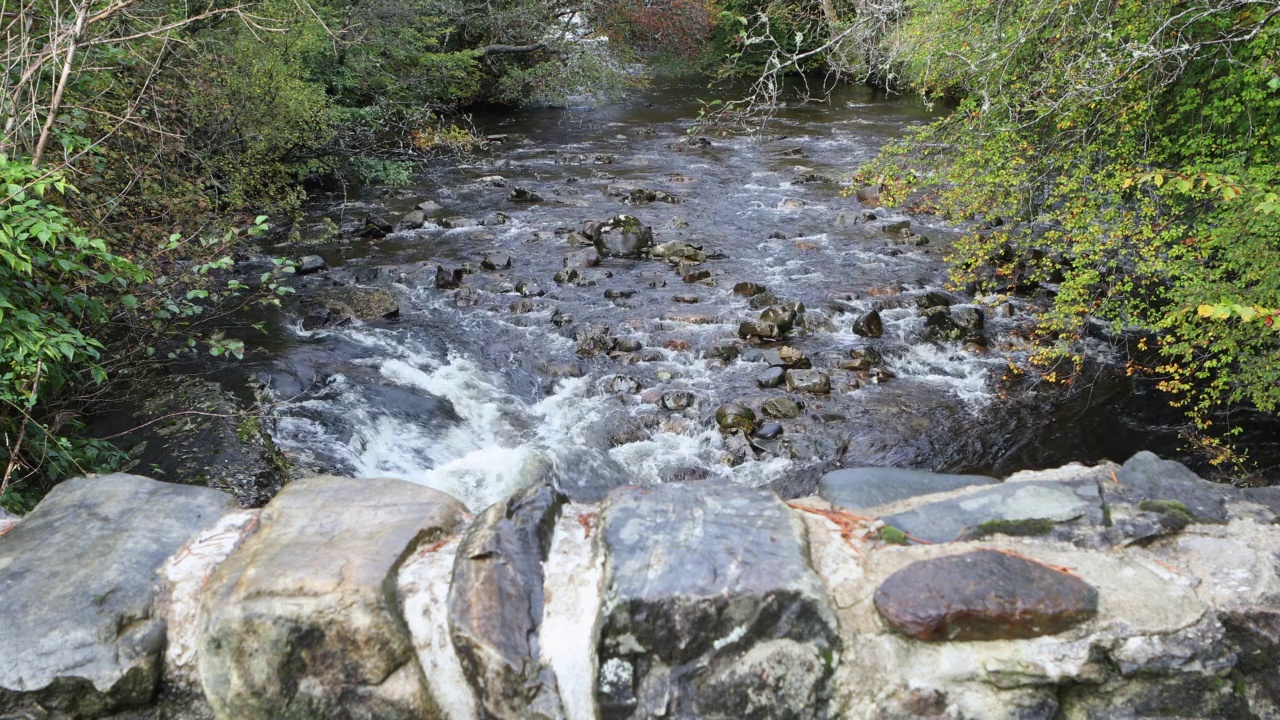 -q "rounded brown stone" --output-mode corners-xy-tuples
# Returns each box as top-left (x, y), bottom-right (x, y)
(873, 549), (1099, 641)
